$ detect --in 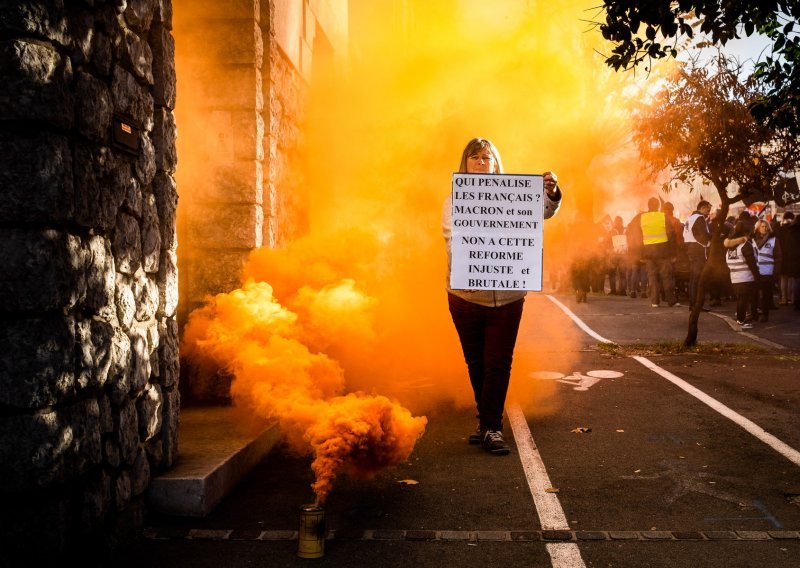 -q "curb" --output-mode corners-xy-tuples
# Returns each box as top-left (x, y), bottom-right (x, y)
(143, 527), (800, 542)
